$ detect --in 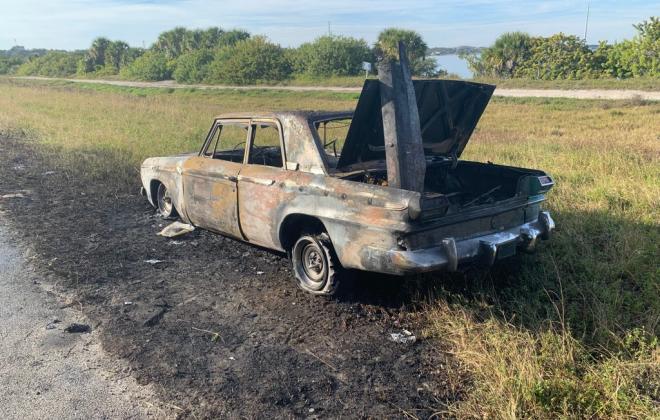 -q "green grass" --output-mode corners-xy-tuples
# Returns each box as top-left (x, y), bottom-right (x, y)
(0, 78), (657, 418)
(472, 76), (660, 91)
